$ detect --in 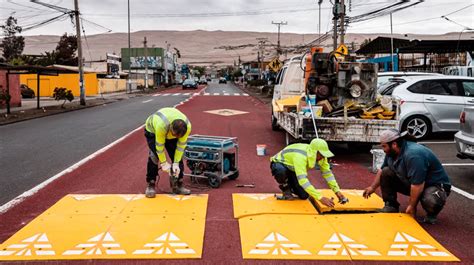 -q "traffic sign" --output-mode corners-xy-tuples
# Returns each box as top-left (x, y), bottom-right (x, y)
(268, 58), (283, 72)
(335, 44), (349, 56)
